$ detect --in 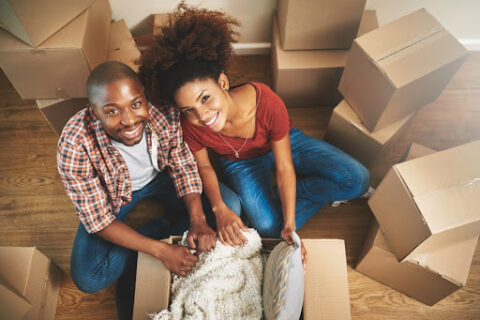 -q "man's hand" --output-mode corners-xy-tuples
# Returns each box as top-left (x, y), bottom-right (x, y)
(215, 206), (248, 246)
(187, 221), (216, 252)
(158, 243), (199, 276)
